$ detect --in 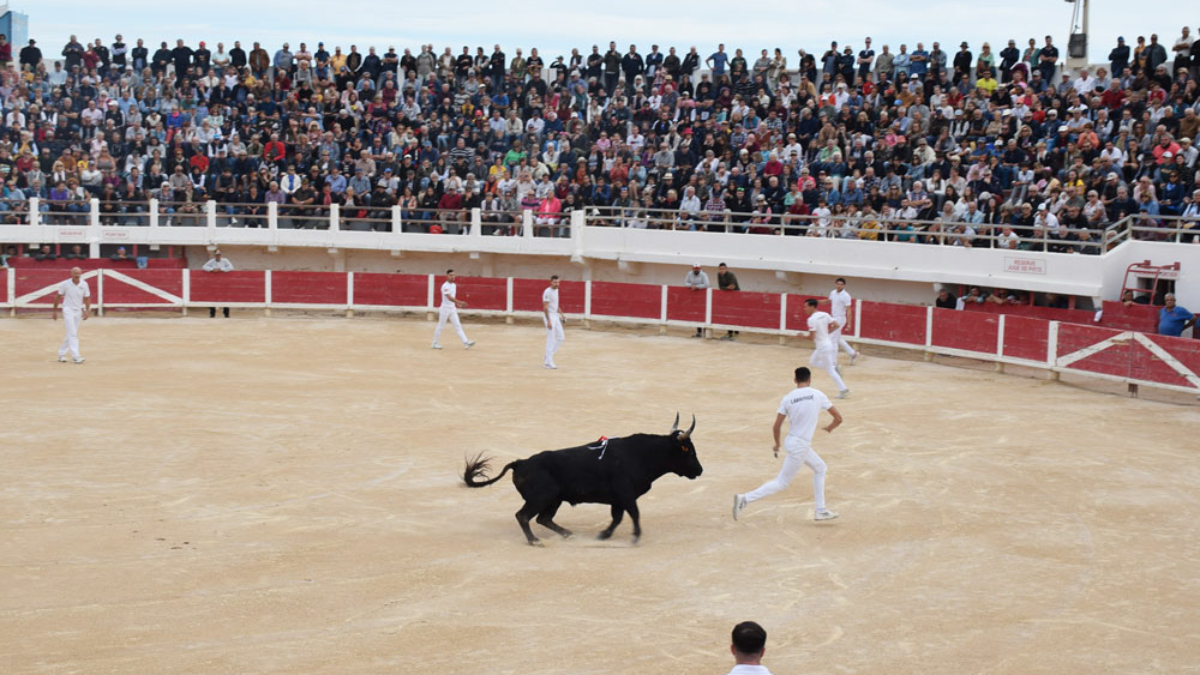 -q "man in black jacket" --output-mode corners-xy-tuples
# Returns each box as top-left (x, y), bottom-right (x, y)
(131, 38), (148, 72)
(229, 41), (246, 70)
(1109, 37), (1130, 77)
(19, 39), (40, 70)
